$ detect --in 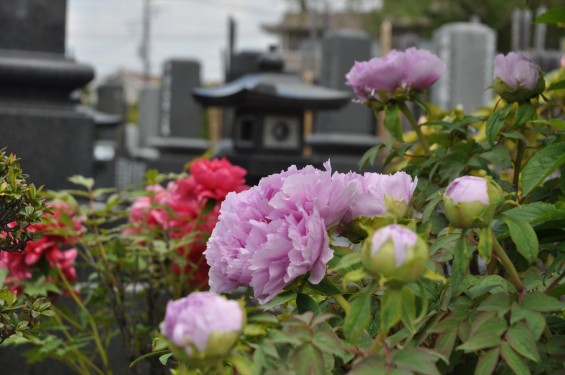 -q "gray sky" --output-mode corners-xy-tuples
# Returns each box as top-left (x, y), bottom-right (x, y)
(66, 0), (287, 83)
